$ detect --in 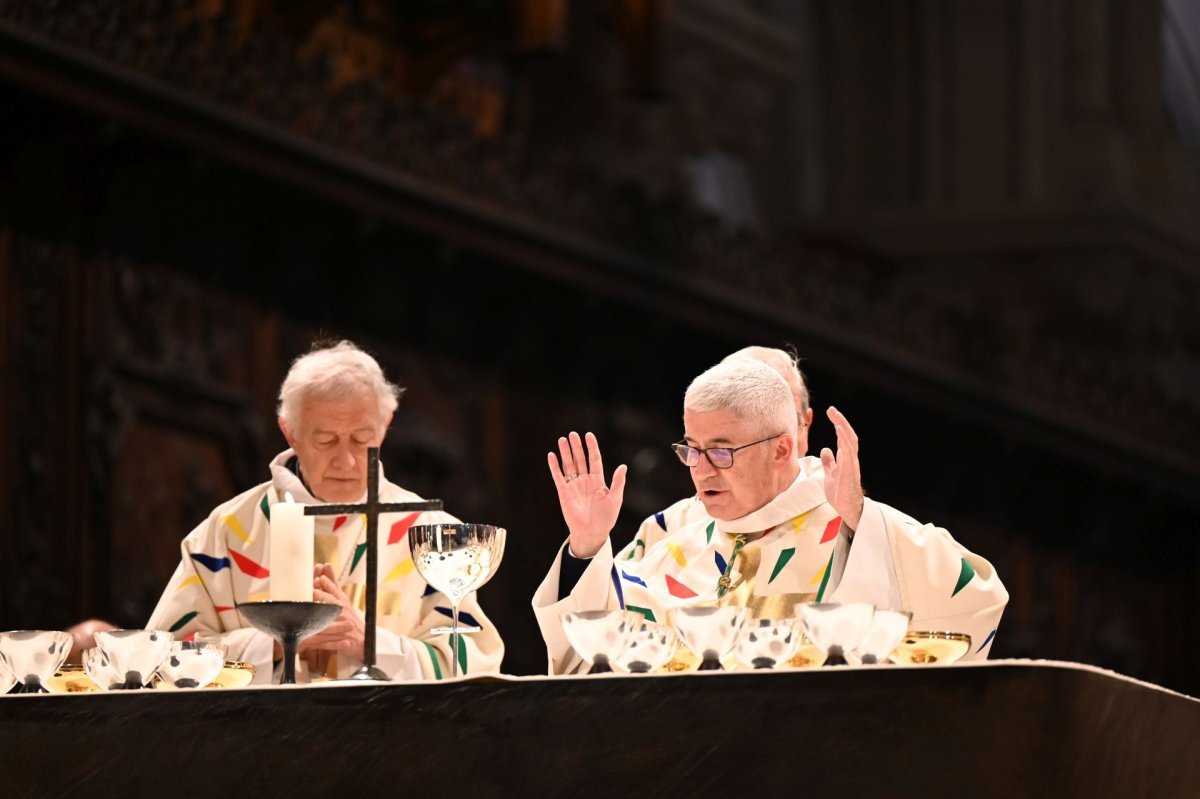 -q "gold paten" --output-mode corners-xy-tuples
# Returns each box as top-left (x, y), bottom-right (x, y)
(209, 661), (257, 688)
(45, 665), (98, 693)
(785, 643), (828, 669)
(657, 642), (738, 673)
(890, 631), (972, 665)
